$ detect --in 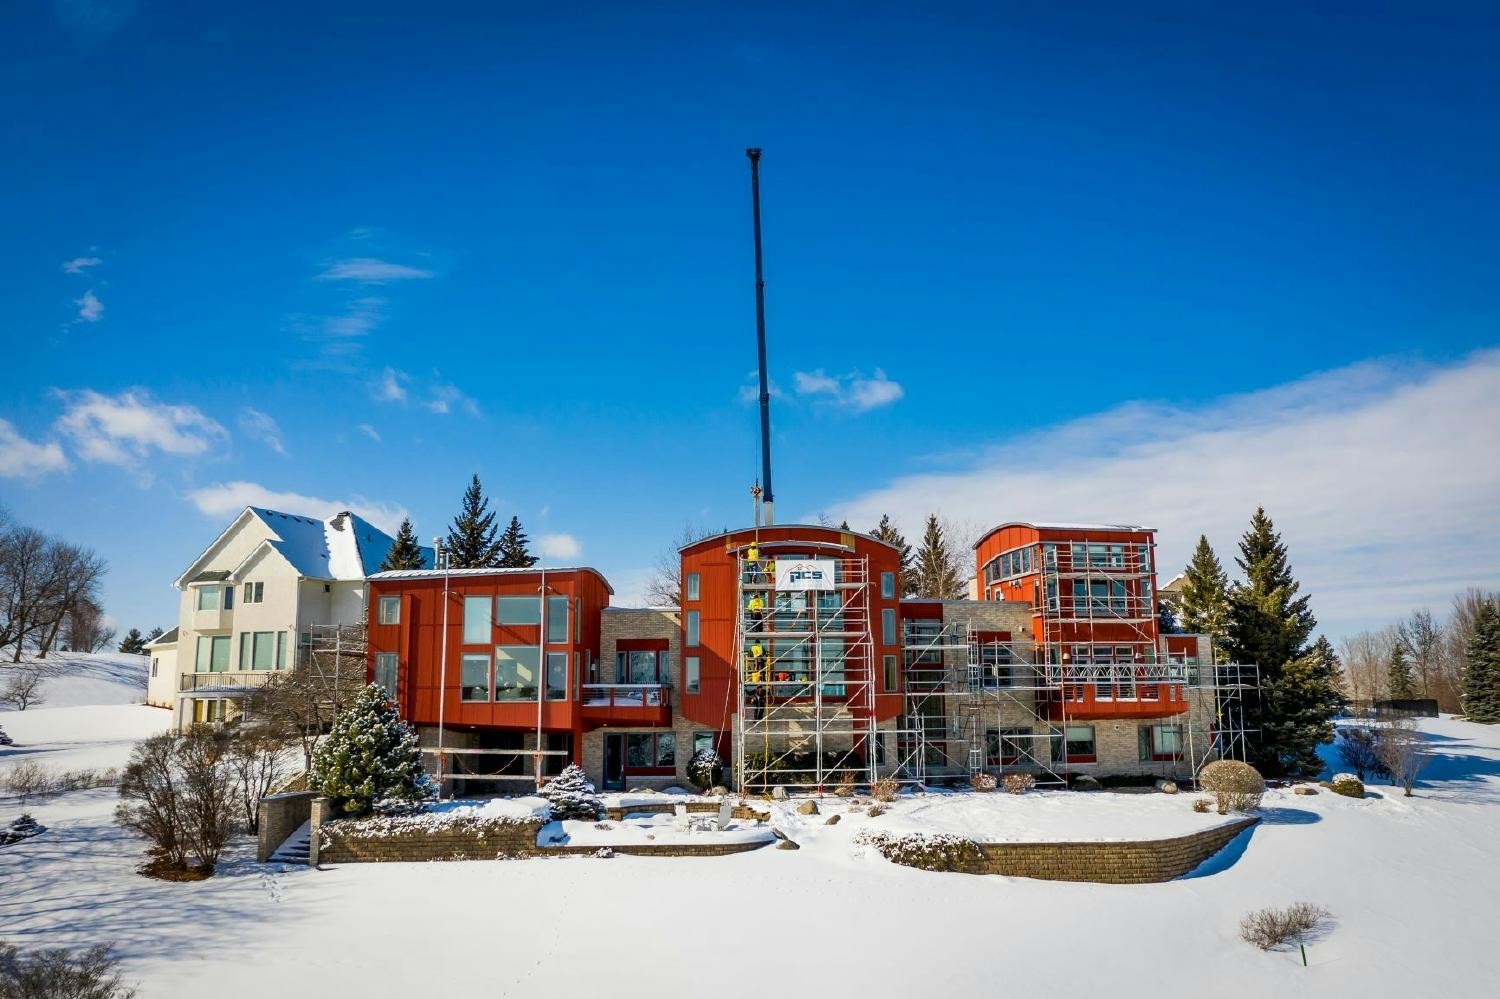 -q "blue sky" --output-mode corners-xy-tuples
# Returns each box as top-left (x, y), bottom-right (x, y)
(1, 1), (1497, 640)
